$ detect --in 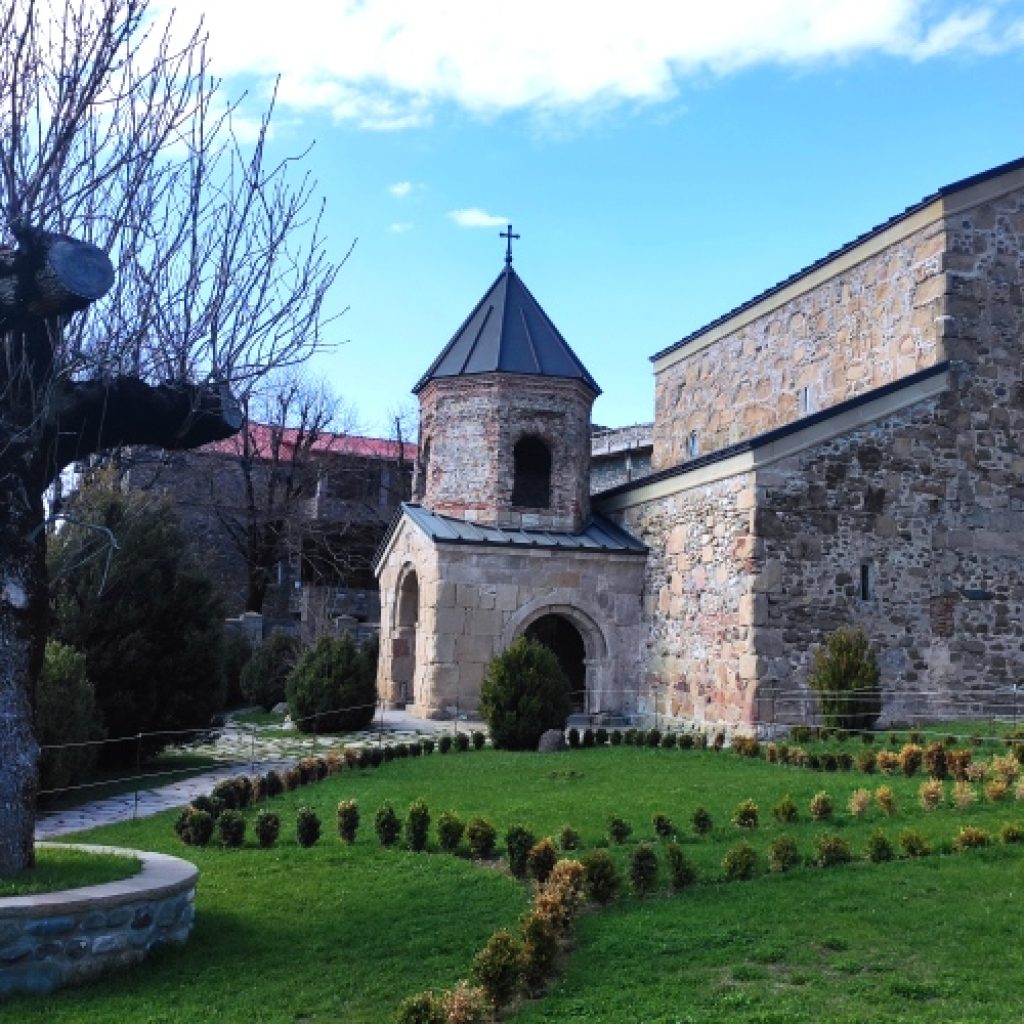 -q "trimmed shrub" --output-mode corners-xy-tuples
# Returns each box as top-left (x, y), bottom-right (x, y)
(479, 637), (573, 751)
(217, 809), (246, 848)
(999, 821), (1024, 845)
(394, 991), (446, 1024)
(520, 910), (560, 993)
(467, 818), (498, 859)
(919, 779), (943, 811)
(610, 729), (623, 746)
(732, 799), (759, 829)
(375, 802), (401, 847)
(438, 735), (452, 754)
(505, 825), (536, 878)
(527, 838), (559, 885)
(645, 729), (662, 748)
(471, 730), (486, 750)
(923, 742), (948, 780)
(420, 737), (435, 755)
(953, 826), (992, 851)
(660, 731), (677, 749)
(665, 842), (697, 890)
(241, 631), (300, 711)
(581, 850), (620, 905)
(953, 780), (977, 809)
(807, 626), (881, 730)
(815, 833), (852, 867)
(773, 795), (799, 824)
(866, 829), (895, 863)
(629, 843), (659, 897)
(263, 770), (284, 797)
(337, 800), (360, 844)
(652, 813), (676, 839)
(454, 732), (470, 753)
(174, 807), (214, 847)
(286, 633), (377, 734)
(254, 810), (280, 849)
(848, 788), (871, 816)
(296, 806), (321, 847)
(876, 750), (900, 775)
(608, 816), (633, 844)
(692, 806), (713, 835)
(567, 727), (580, 748)
(768, 836), (801, 873)
(722, 840), (758, 881)
(898, 743), (924, 778)
(472, 929), (523, 1008)
(875, 785), (897, 816)
(595, 727), (609, 746)
(809, 791), (834, 821)
(406, 799), (430, 852)
(535, 860), (586, 935)
(558, 825), (582, 851)
(899, 829), (931, 858)
(442, 983), (489, 1024)
(437, 810), (465, 853)
(856, 750), (877, 774)
(985, 779), (1009, 803)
